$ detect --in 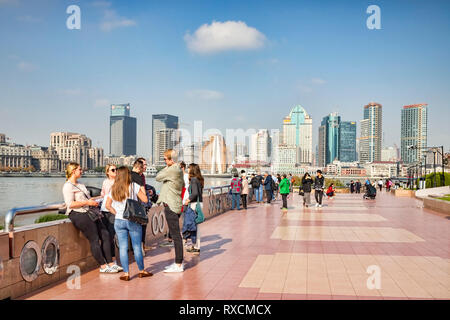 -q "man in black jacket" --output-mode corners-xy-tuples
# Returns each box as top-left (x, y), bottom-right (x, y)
(263, 172), (274, 204)
(313, 170), (325, 208)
